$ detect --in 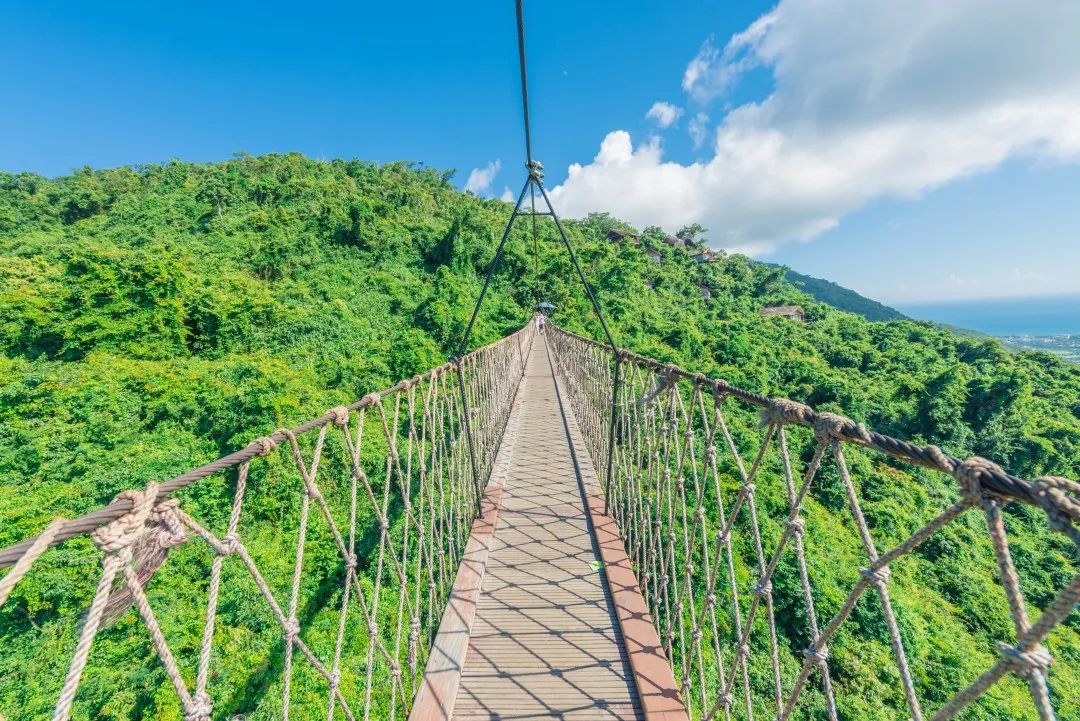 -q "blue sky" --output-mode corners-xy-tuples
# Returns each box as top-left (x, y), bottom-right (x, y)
(3, 0), (1078, 304)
